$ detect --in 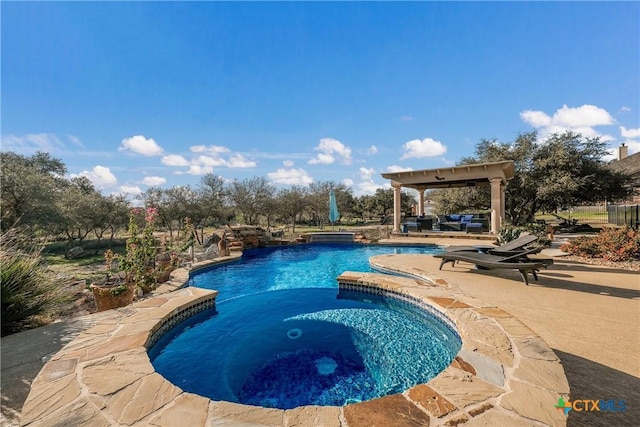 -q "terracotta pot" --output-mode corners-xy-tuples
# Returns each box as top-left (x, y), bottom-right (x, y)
(156, 260), (173, 283)
(90, 281), (136, 312)
(139, 282), (155, 294)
